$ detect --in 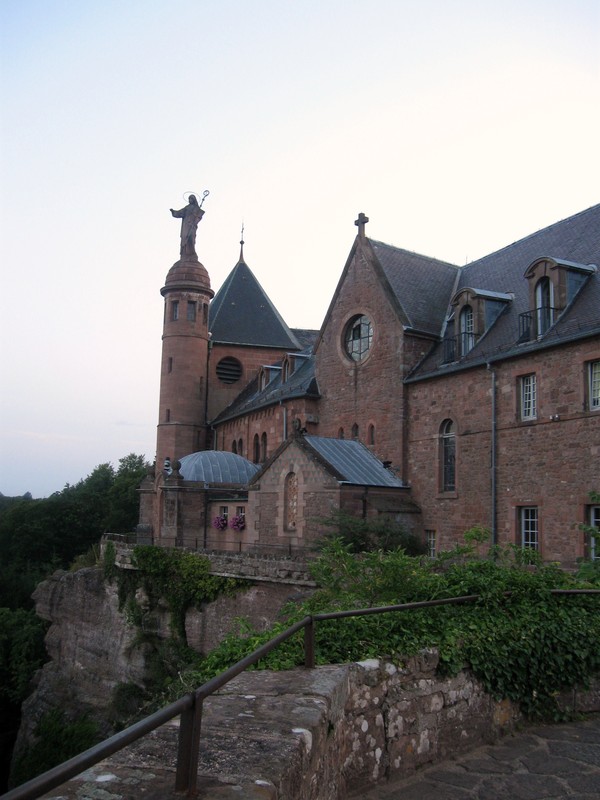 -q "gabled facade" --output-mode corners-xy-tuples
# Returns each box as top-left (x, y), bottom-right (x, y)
(142, 204), (600, 567)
